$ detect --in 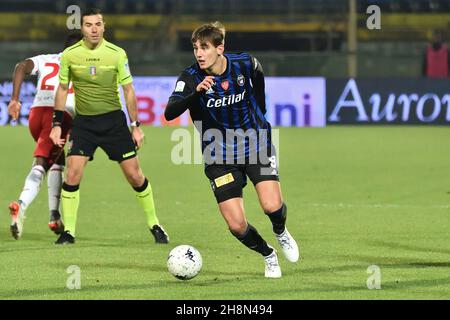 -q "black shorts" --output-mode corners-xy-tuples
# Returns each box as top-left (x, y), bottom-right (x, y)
(204, 154), (280, 203)
(67, 110), (137, 162)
